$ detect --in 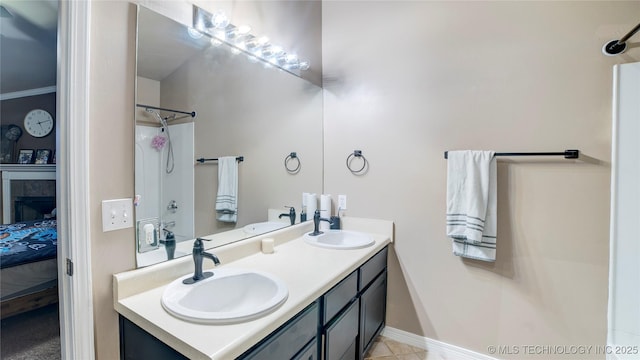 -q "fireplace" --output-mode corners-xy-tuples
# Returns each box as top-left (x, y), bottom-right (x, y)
(14, 196), (56, 222)
(1, 166), (56, 224)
